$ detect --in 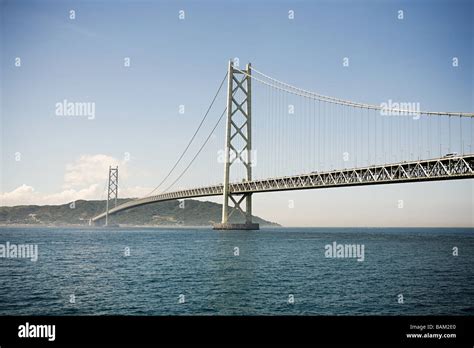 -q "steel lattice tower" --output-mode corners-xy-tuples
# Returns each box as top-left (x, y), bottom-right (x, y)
(105, 165), (118, 226)
(213, 61), (259, 230)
